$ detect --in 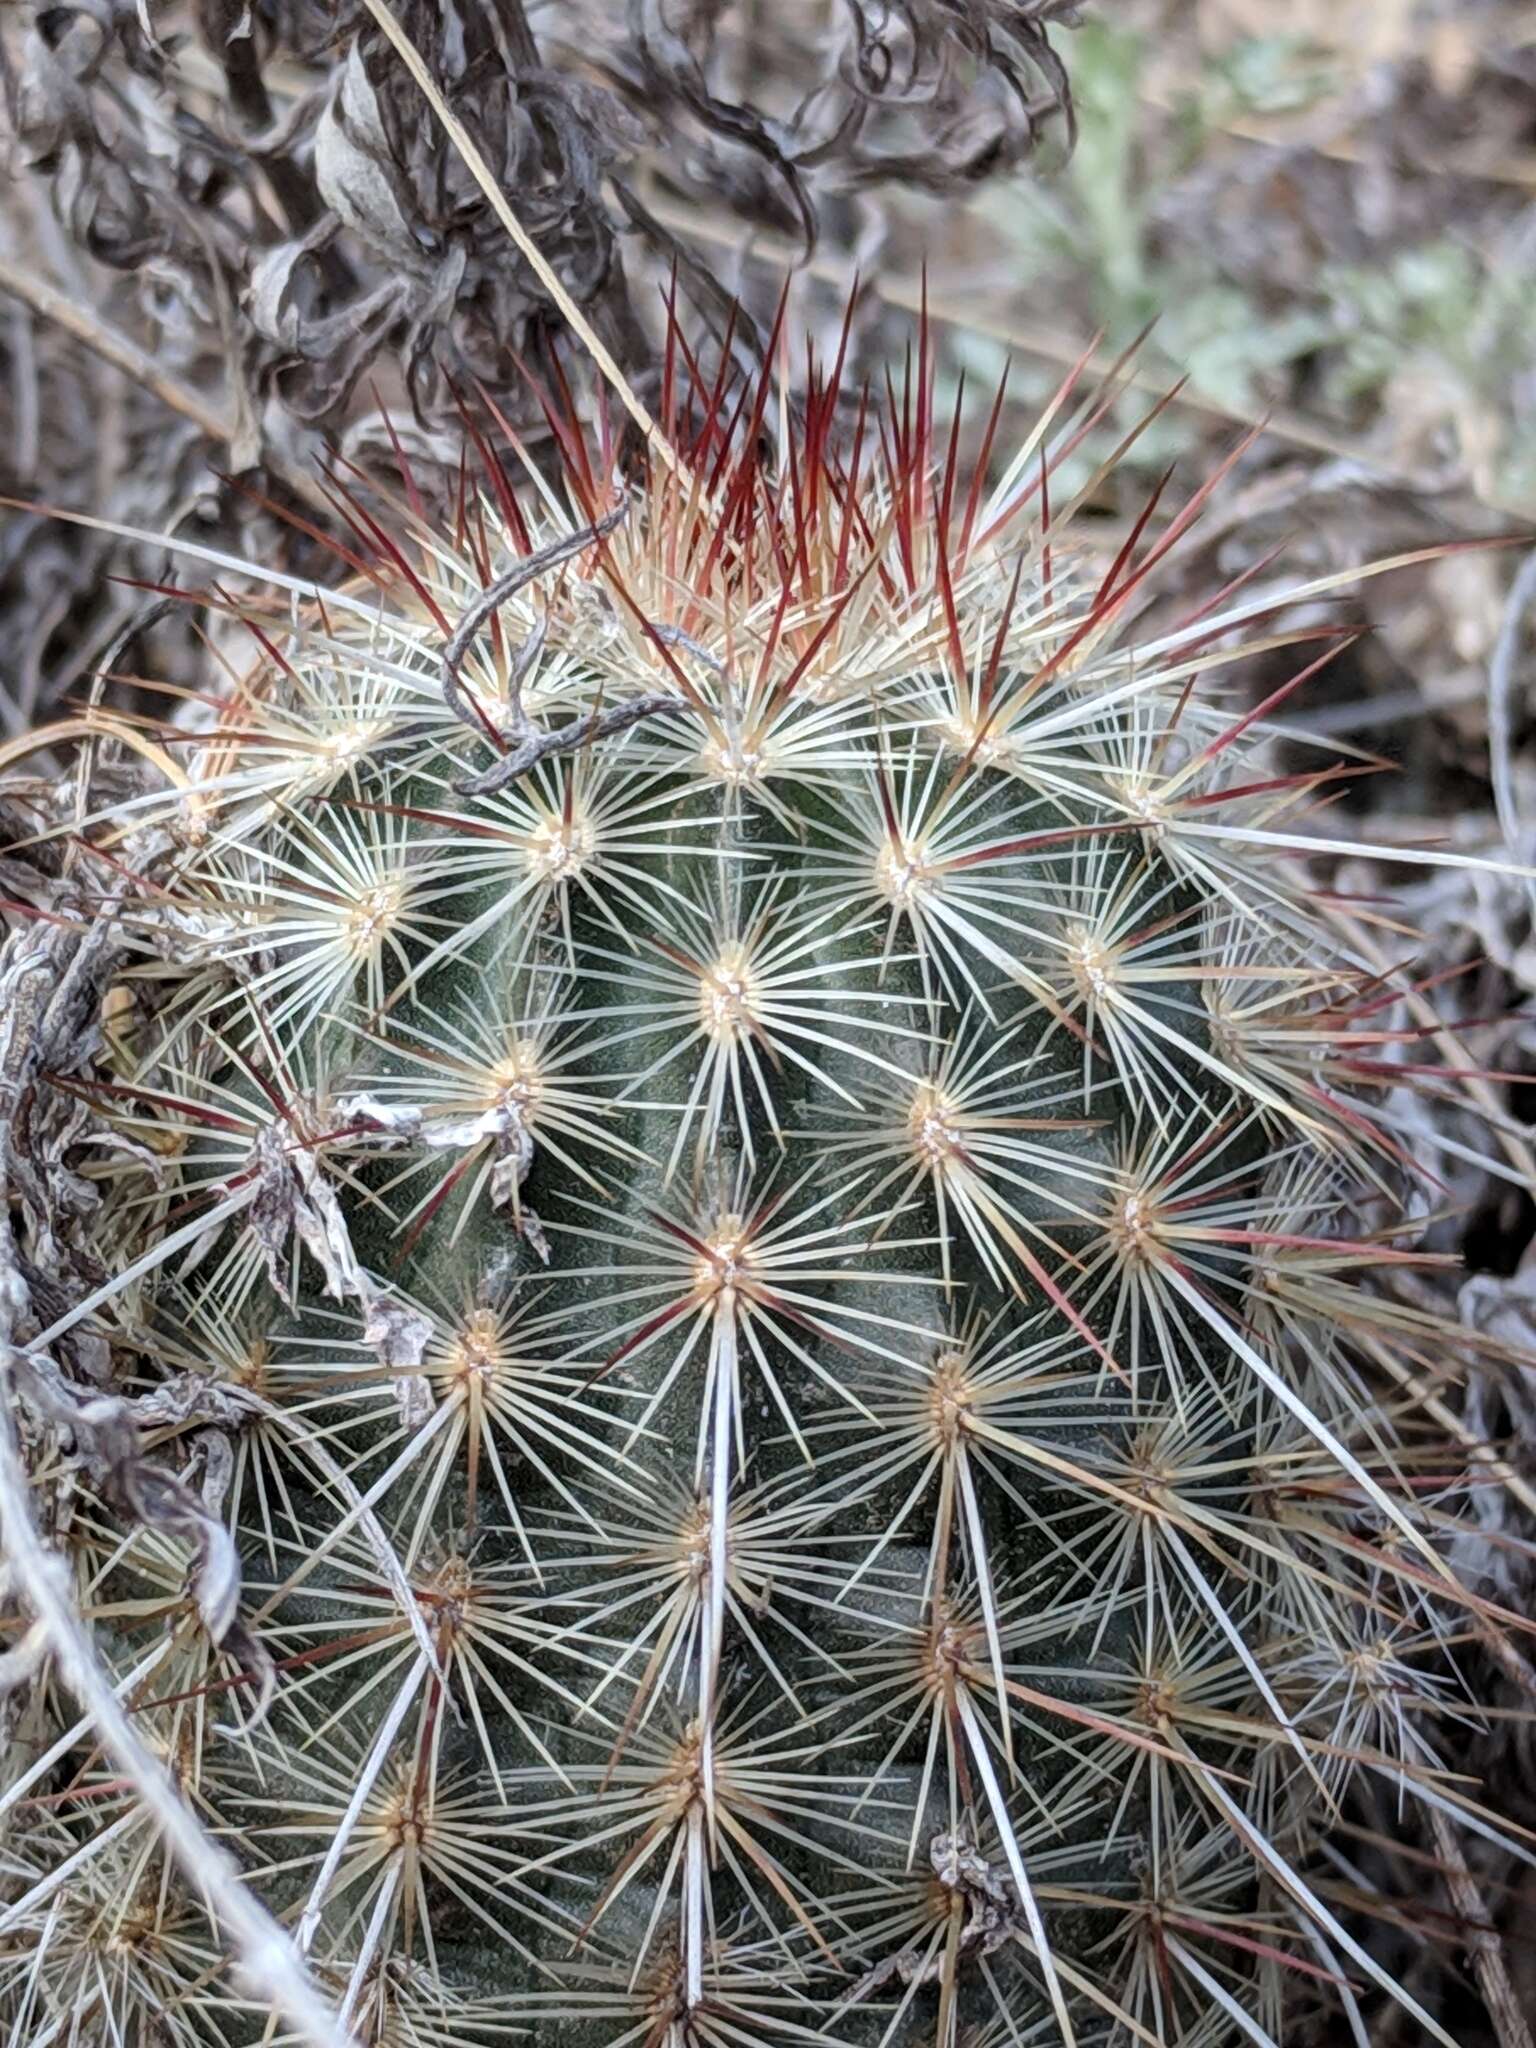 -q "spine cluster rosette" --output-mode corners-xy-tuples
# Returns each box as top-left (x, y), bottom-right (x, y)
(0, 329), (1526, 2048)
